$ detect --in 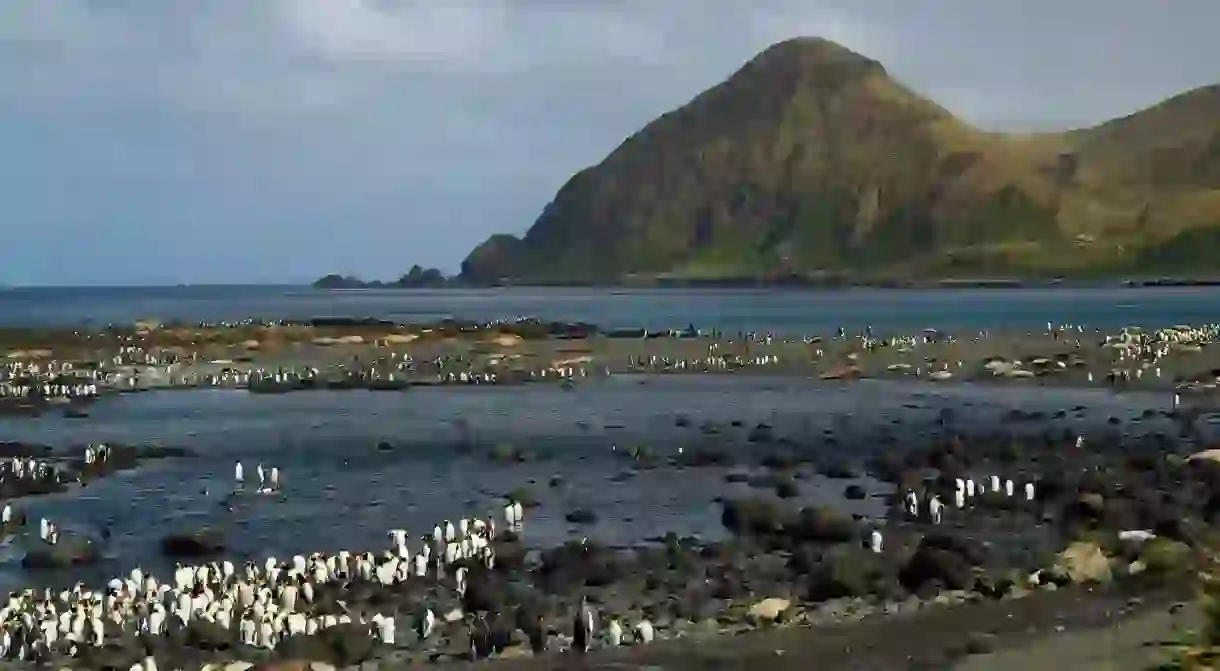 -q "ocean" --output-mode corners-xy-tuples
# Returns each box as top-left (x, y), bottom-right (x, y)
(1, 284), (1219, 332)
